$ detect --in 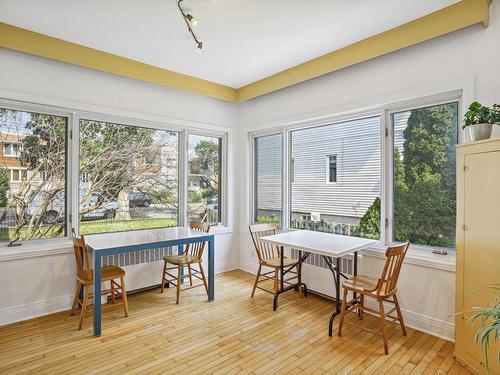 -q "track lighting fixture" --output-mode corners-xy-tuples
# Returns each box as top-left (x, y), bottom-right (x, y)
(177, 0), (203, 53)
